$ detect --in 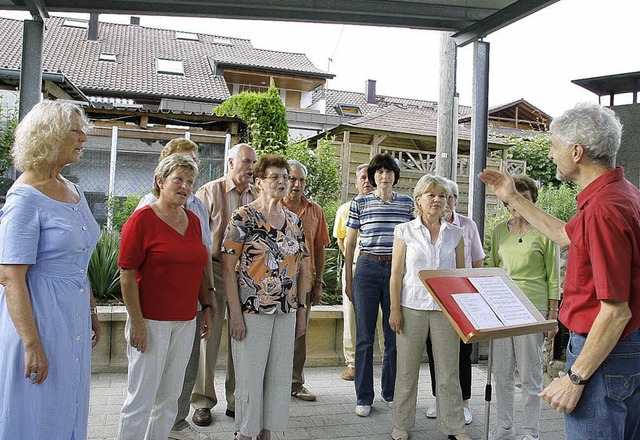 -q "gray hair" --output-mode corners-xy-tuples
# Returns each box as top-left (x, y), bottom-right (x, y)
(287, 159), (308, 177)
(550, 102), (622, 167)
(227, 143), (254, 161)
(355, 163), (368, 175)
(413, 174), (451, 217)
(446, 179), (459, 198)
(153, 153), (199, 197)
(12, 100), (90, 172)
